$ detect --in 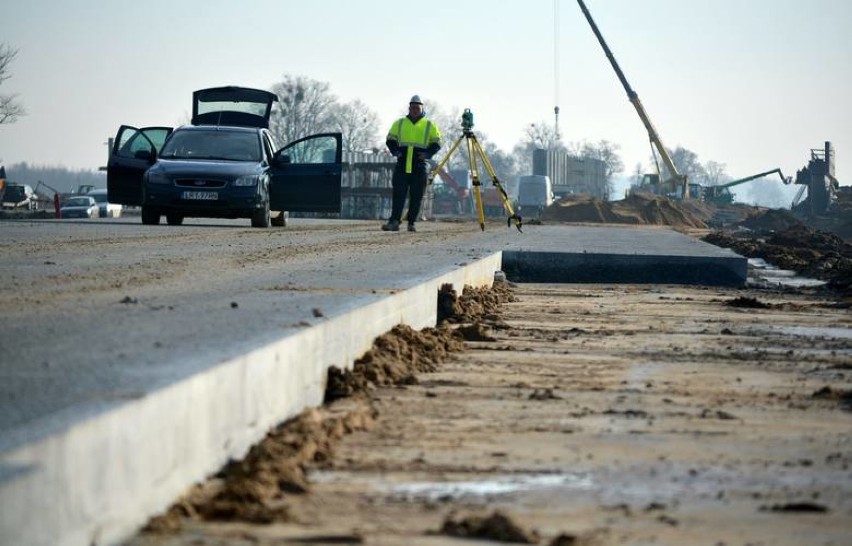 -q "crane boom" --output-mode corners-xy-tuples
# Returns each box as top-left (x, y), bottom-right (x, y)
(718, 168), (790, 189)
(575, 0), (688, 198)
